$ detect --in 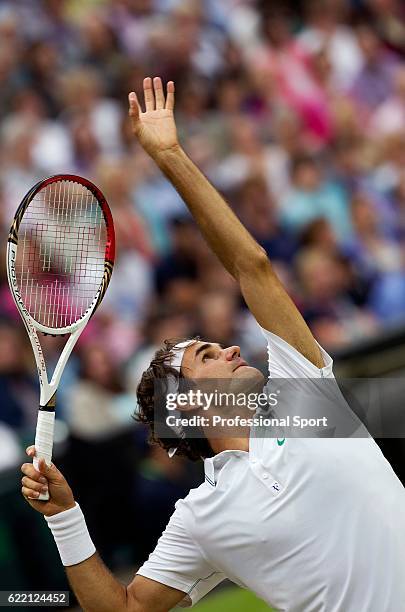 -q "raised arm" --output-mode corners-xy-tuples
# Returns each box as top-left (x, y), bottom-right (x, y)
(129, 77), (323, 367)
